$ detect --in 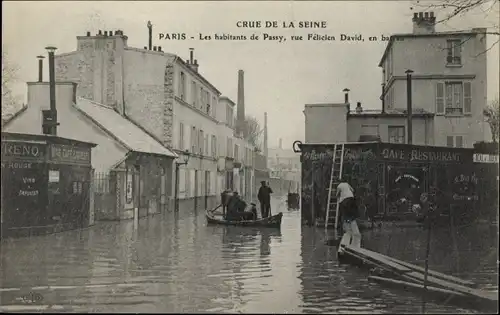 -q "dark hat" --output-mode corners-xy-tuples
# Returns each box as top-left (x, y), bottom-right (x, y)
(261, 181), (266, 184)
